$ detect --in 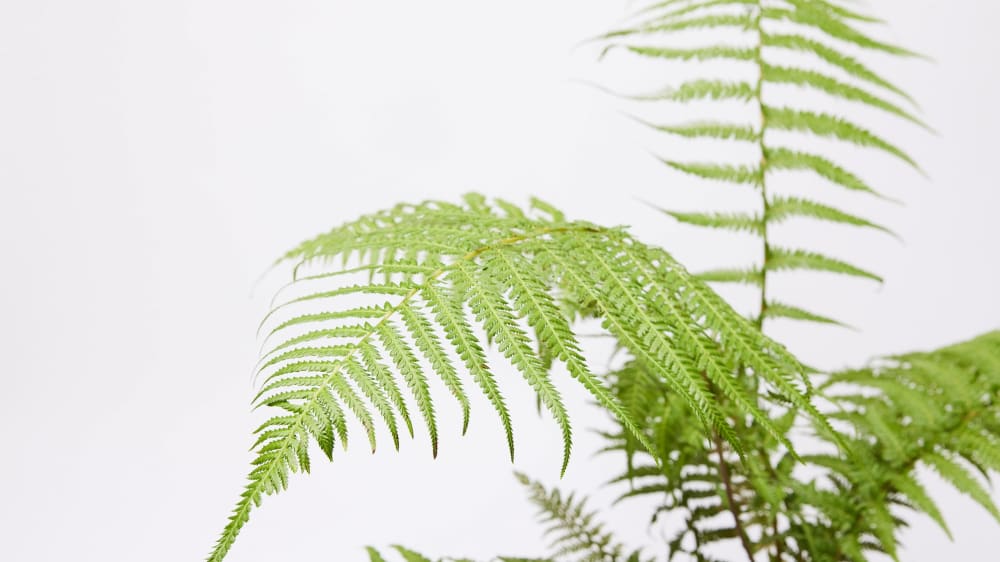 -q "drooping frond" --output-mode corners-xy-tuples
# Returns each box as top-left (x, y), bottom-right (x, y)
(597, 0), (924, 329)
(208, 195), (823, 561)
